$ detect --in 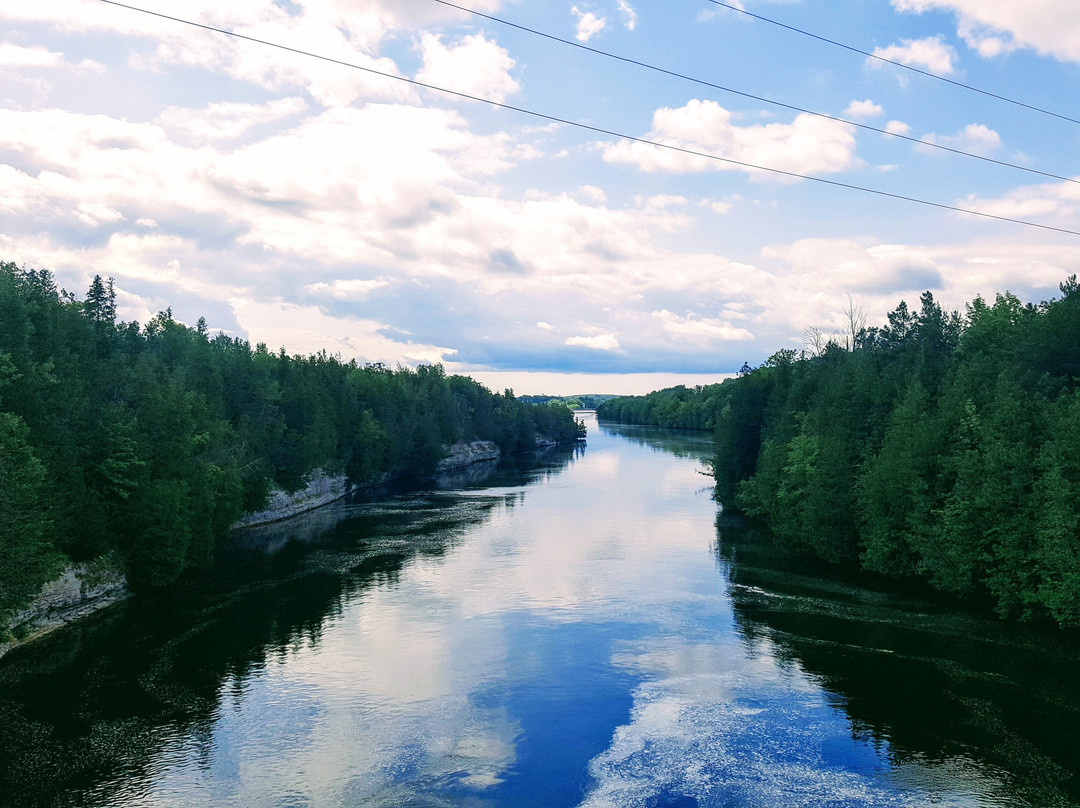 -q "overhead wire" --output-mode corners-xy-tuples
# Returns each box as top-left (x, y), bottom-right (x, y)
(428, 0), (1080, 187)
(94, 0), (1080, 238)
(701, 0), (1080, 126)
